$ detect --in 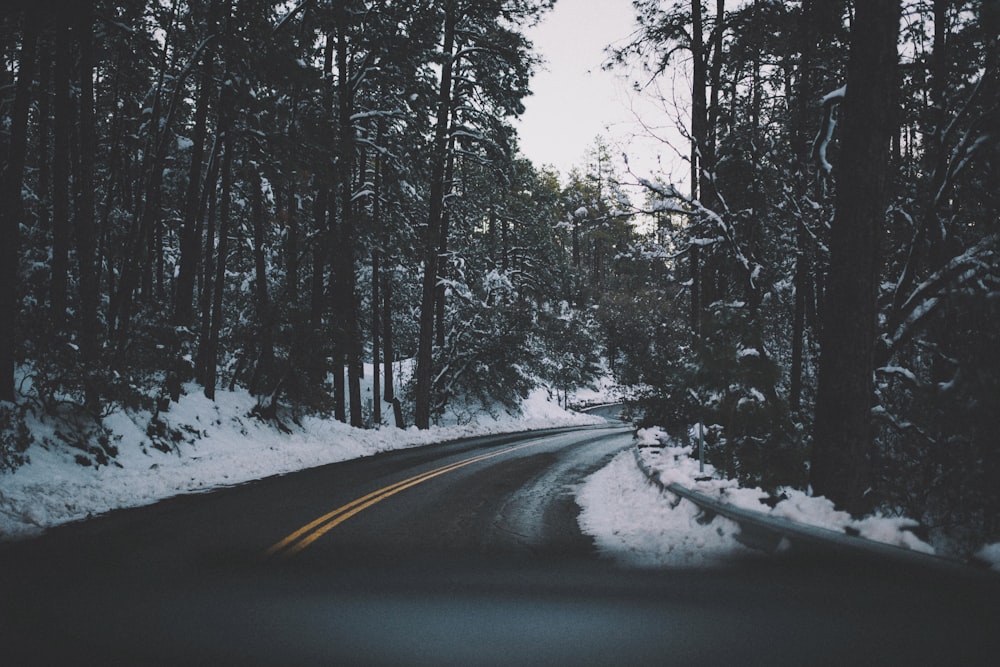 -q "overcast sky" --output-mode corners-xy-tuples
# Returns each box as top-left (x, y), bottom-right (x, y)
(516, 0), (688, 186)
